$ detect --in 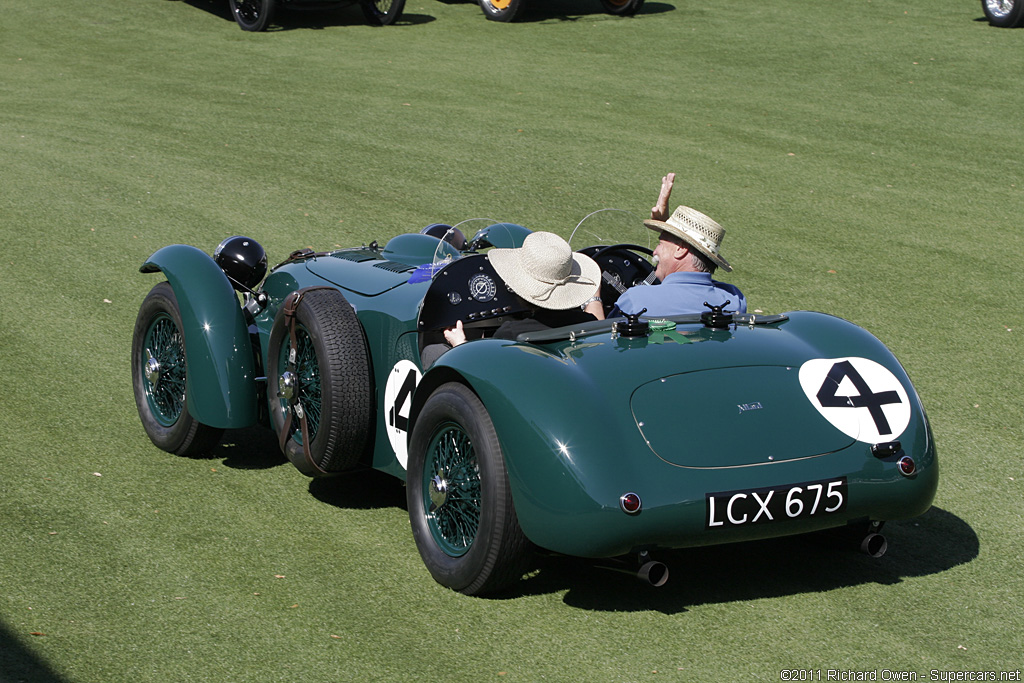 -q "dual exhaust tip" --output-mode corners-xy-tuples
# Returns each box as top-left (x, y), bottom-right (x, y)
(628, 530), (886, 586)
(595, 526), (886, 588)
